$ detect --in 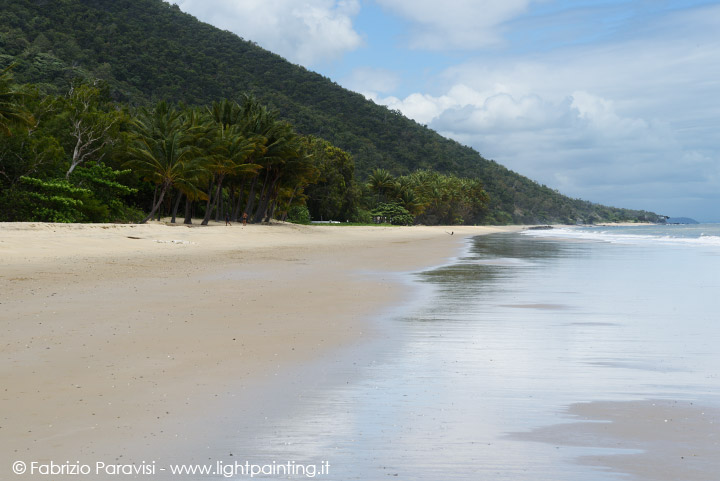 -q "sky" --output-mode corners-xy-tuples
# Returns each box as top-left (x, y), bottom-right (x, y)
(175, 0), (720, 222)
